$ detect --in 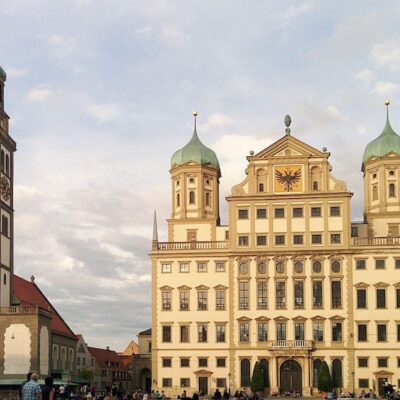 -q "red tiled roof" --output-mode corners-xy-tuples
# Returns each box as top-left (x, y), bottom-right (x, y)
(12, 274), (76, 339)
(88, 346), (127, 370)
